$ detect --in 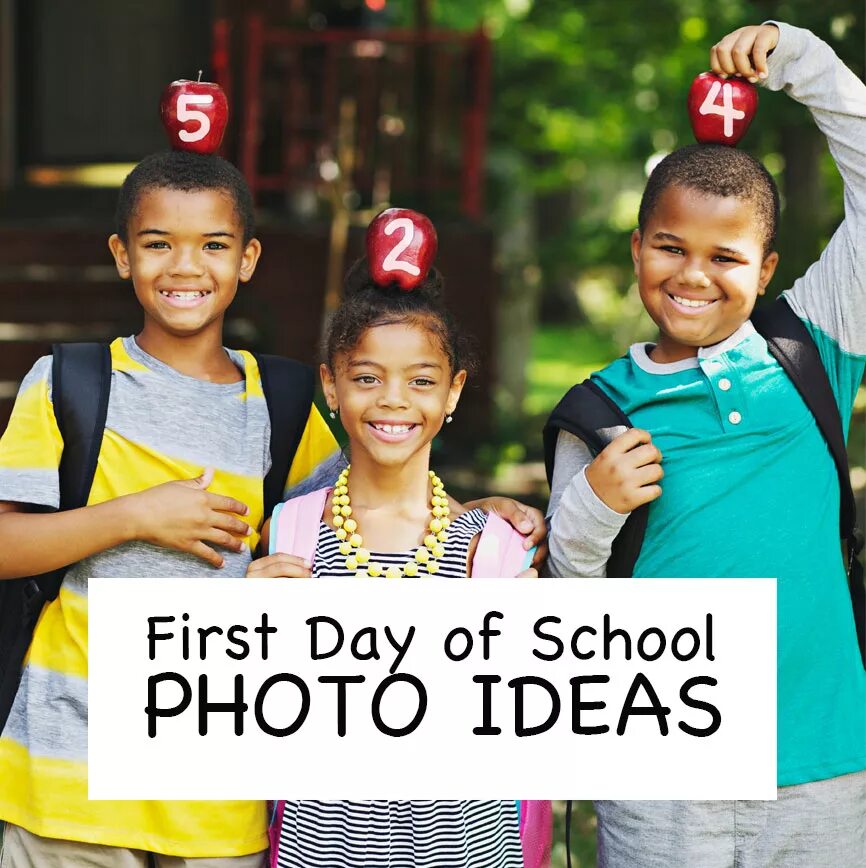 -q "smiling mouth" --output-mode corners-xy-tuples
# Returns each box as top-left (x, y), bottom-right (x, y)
(367, 421), (419, 441)
(159, 290), (212, 299)
(158, 289), (213, 309)
(667, 293), (718, 310)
